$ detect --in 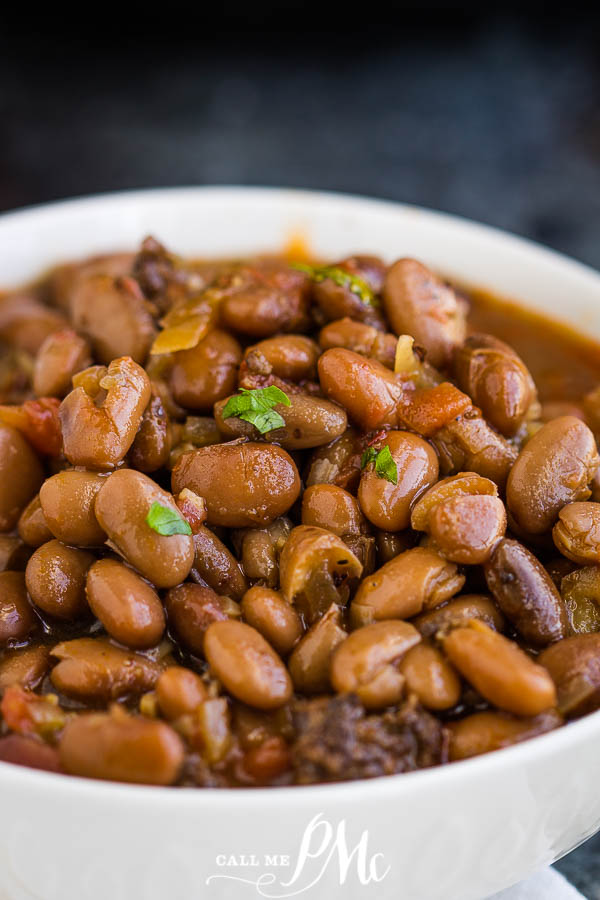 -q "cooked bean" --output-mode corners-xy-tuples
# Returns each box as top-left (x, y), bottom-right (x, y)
(507, 416), (599, 535)
(0, 734), (62, 772)
(351, 547), (464, 626)
(165, 583), (240, 655)
(411, 472), (498, 532)
(219, 263), (310, 337)
(375, 530), (417, 565)
(204, 620), (293, 710)
(279, 525), (362, 623)
(40, 470), (106, 546)
(318, 348), (406, 431)
(60, 357), (151, 469)
(241, 586), (303, 655)
(428, 494), (506, 564)
(215, 392), (347, 450)
(86, 559), (165, 649)
(0, 292), (67, 354)
(553, 502), (600, 564)
(95, 469), (194, 588)
(448, 709), (563, 761)
(304, 428), (361, 490)
(288, 603), (347, 693)
(310, 256), (386, 326)
(128, 386), (172, 473)
(244, 335), (320, 381)
(70, 274), (157, 364)
(301, 483), (367, 537)
(191, 525), (248, 600)
(17, 494), (53, 547)
(319, 318), (397, 368)
(383, 259), (466, 368)
(0, 536), (30, 572)
(561, 566), (600, 634)
(331, 620), (421, 708)
(26, 540), (93, 620)
(0, 571), (37, 644)
(539, 634), (600, 717)
(32, 329), (91, 398)
(484, 539), (569, 646)
(0, 645), (49, 692)
(442, 620), (557, 716)
(172, 442), (301, 528)
(412, 594), (506, 639)
(358, 431), (439, 532)
(49, 252), (135, 311)
(59, 711), (184, 785)
(399, 642), (461, 710)
(236, 530), (278, 588)
(155, 667), (207, 720)
(454, 334), (537, 436)
(170, 329), (242, 411)
(0, 424), (44, 532)
(432, 414), (518, 489)
(50, 637), (161, 701)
